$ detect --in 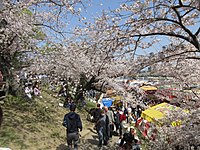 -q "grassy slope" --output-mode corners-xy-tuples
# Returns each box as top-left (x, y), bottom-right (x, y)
(0, 90), (93, 150)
